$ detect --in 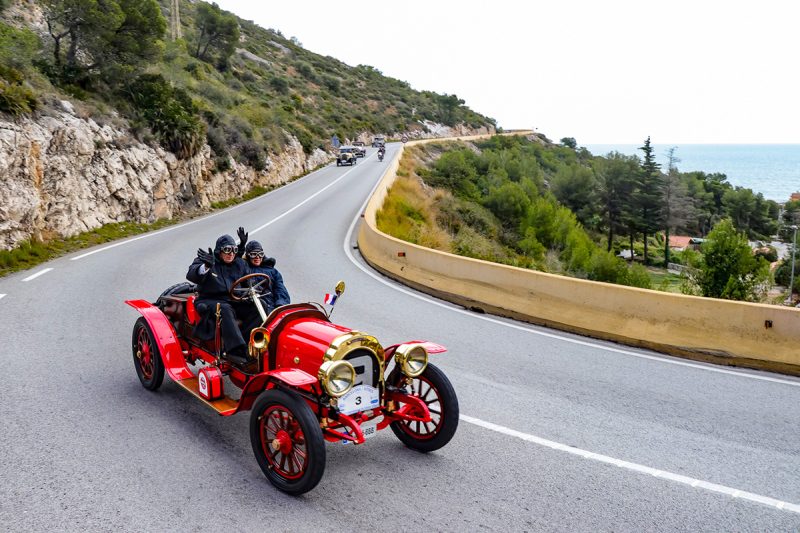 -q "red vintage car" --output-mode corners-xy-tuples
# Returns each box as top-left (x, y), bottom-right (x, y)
(126, 275), (459, 495)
